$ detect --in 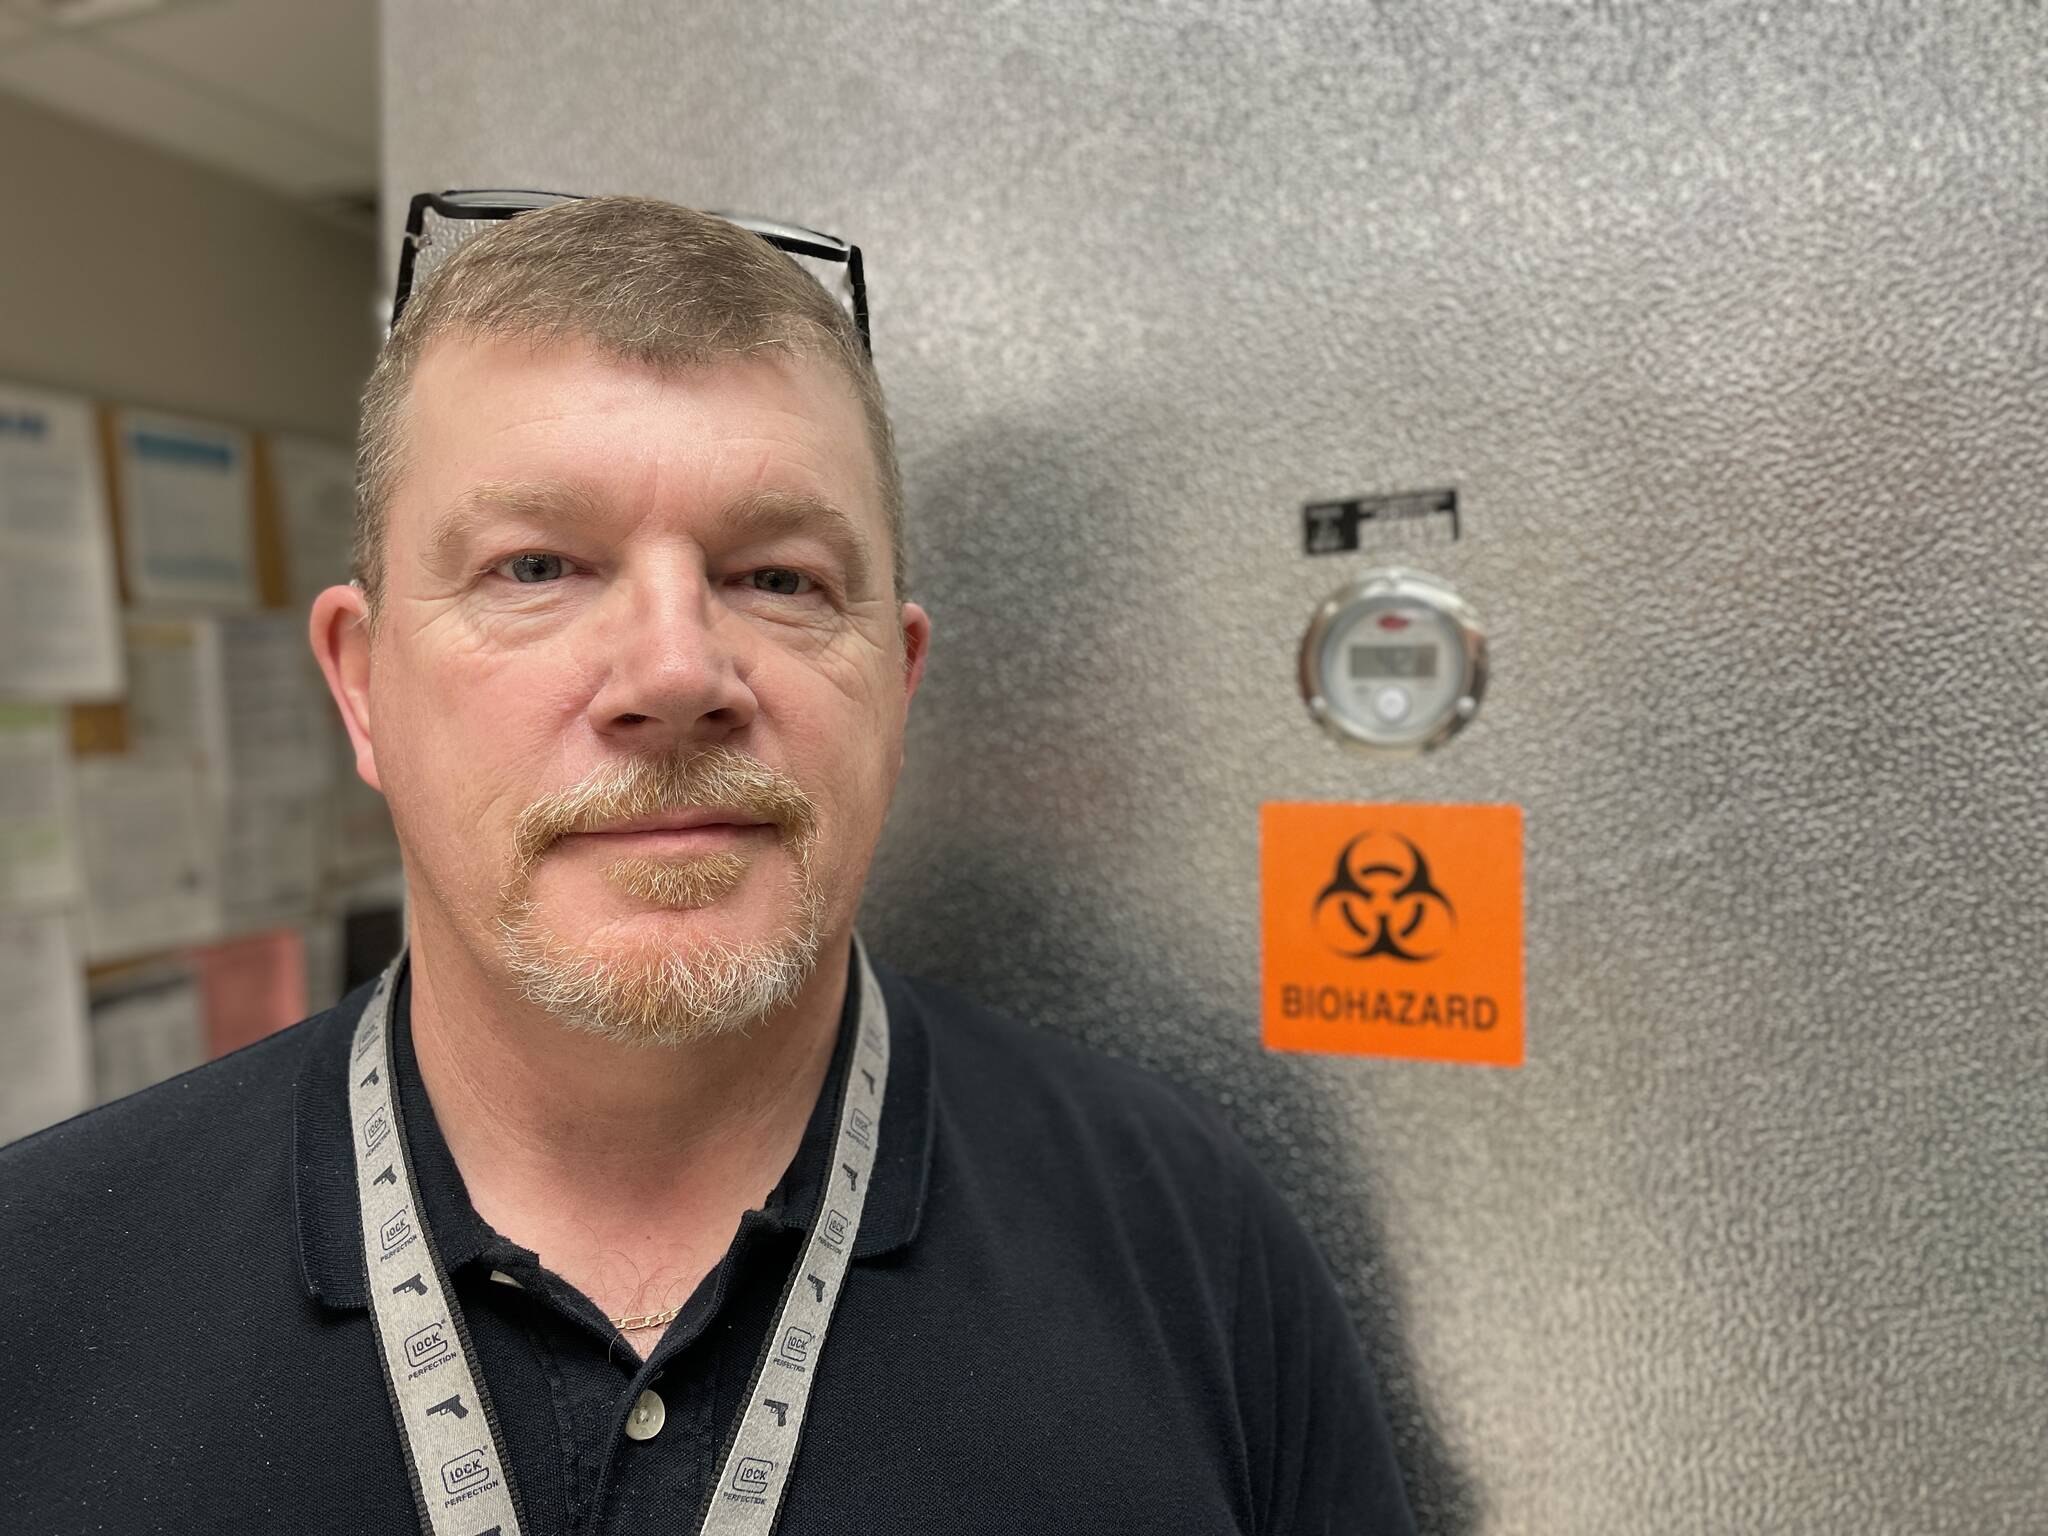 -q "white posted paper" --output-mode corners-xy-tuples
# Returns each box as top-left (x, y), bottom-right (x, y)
(123, 616), (331, 784)
(0, 911), (93, 1146)
(268, 435), (358, 608)
(114, 615), (334, 930)
(0, 382), (124, 699)
(72, 754), (221, 962)
(120, 618), (207, 760)
(204, 612), (335, 792)
(0, 704), (80, 911)
(114, 409), (256, 611)
(204, 614), (333, 927)
(219, 791), (325, 933)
